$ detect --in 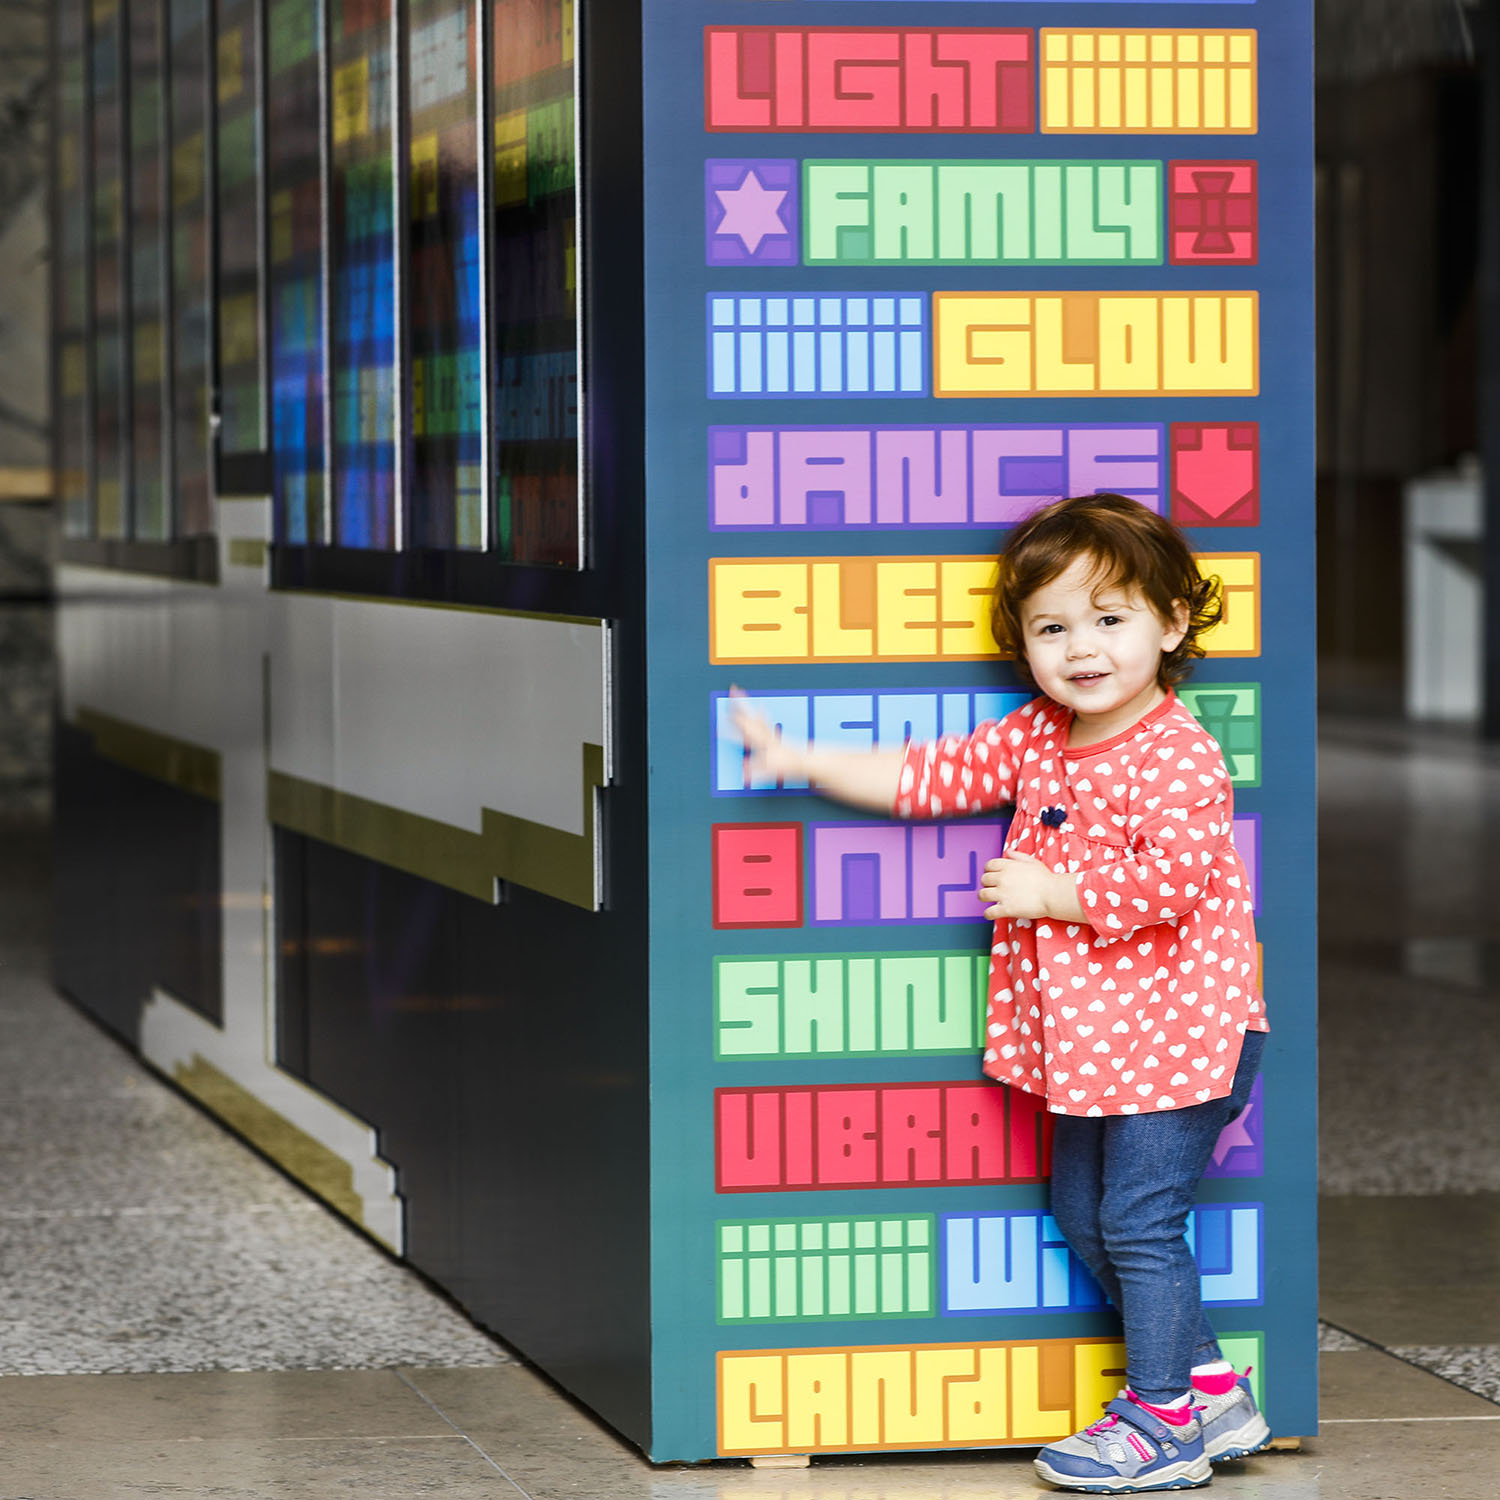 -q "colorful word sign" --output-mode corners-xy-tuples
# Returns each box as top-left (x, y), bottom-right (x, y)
(720, 1216), (936, 1323)
(705, 28), (1034, 134)
(715, 952), (991, 1059)
(710, 293), (926, 398)
(713, 687), (1031, 793)
(810, 820), (1006, 926)
(714, 684), (1260, 794)
(714, 811), (1259, 932)
(943, 1205), (1262, 1316)
(1039, 31), (1256, 134)
(804, 160), (1161, 265)
(715, 1080), (1051, 1193)
(709, 556), (999, 664)
(1178, 682), (1261, 787)
(1169, 161), (1257, 265)
(715, 1205), (1262, 1326)
(718, 1333), (1264, 1455)
(933, 291), (1258, 398)
(1172, 422), (1260, 524)
(708, 423), (1166, 532)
